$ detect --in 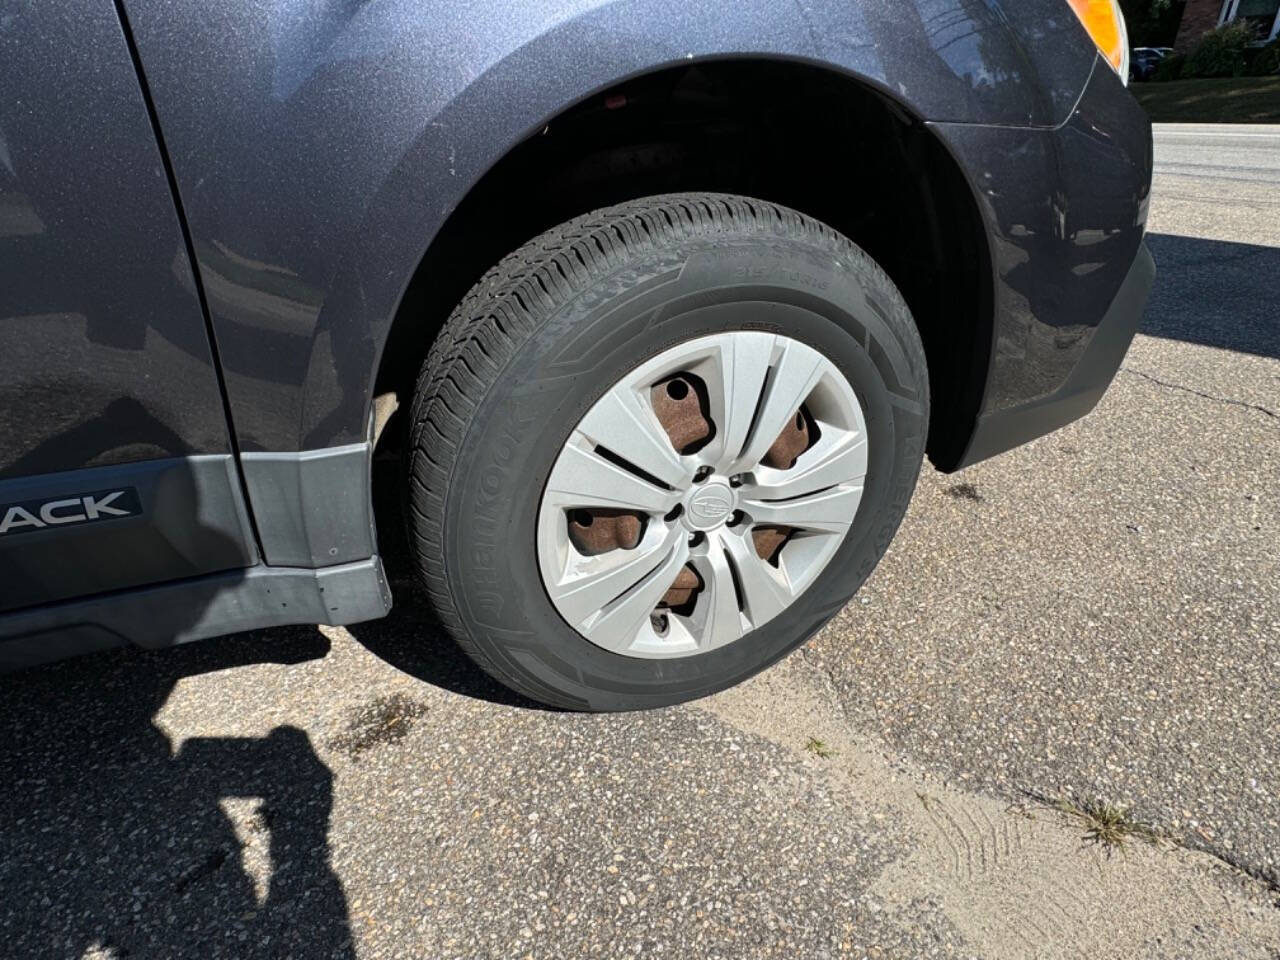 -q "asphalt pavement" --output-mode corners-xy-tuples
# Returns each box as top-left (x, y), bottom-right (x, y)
(1153, 123), (1280, 186)
(2, 124), (1278, 959)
